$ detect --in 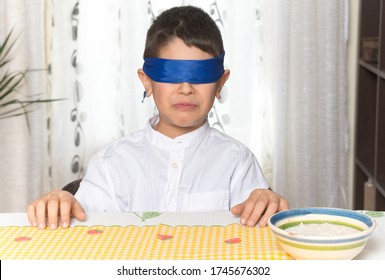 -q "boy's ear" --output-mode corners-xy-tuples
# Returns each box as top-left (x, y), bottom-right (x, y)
(137, 69), (152, 97)
(216, 69), (230, 99)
